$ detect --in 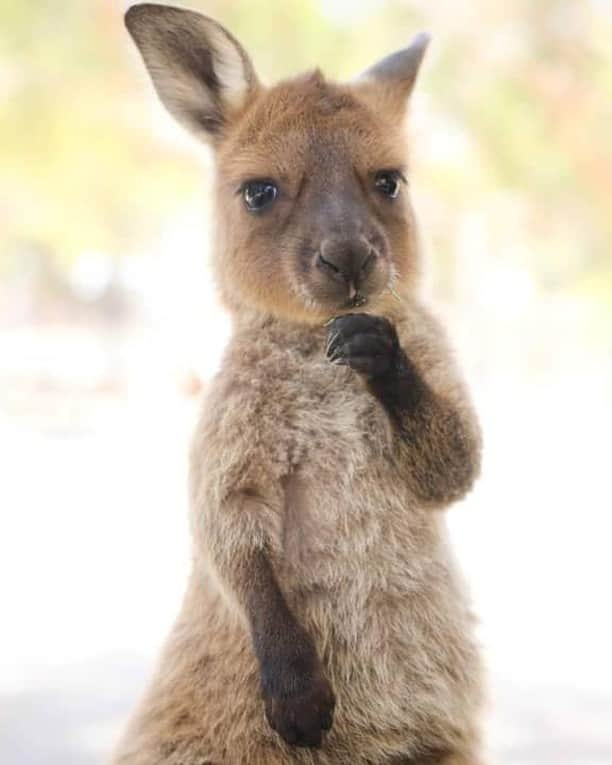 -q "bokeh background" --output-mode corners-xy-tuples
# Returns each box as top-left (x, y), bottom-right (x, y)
(2, 1), (611, 763)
